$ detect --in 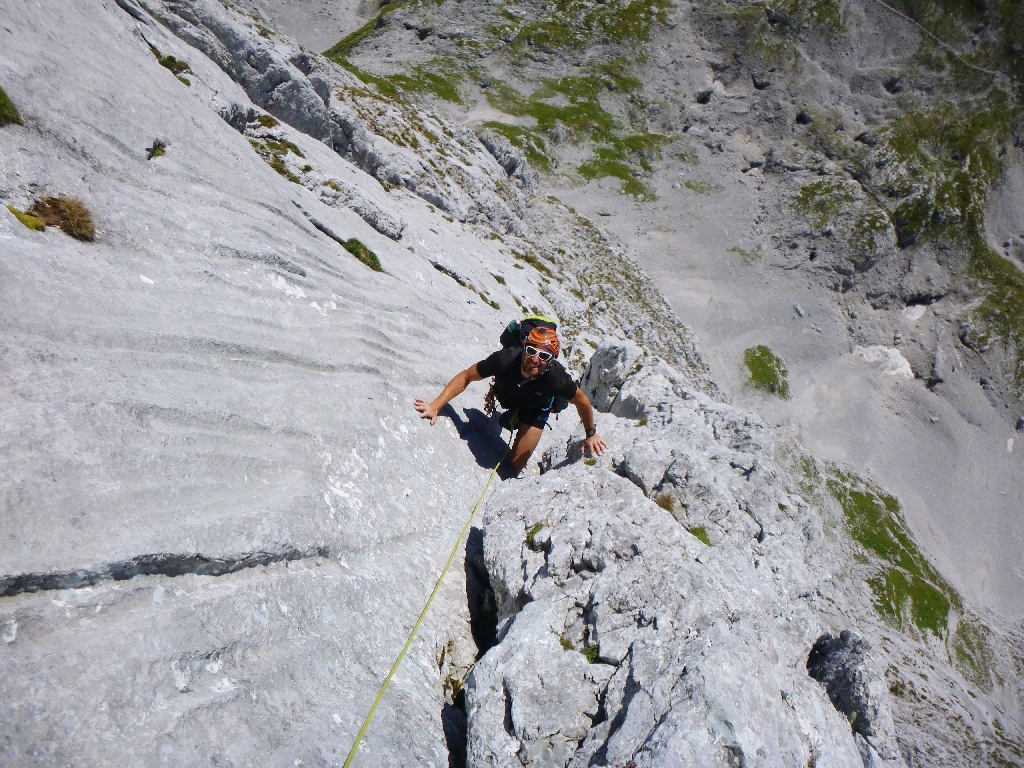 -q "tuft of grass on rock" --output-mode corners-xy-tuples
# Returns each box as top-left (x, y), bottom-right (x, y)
(743, 345), (790, 397)
(28, 197), (95, 241)
(256, 114), (280, 128)
(584, 457), (597, 466)
(580, 645), (599, 663)
(688, 526), (712, 546)
(343, 237), (383, 272)
(0, 85), (22, 127)
(684, 179), (721, 195)
(7, 205), (45, 231)
(525, 522), (545, 547)
(559, 636), (574, 651)
(250, 138), (302, 182)
(654, 492), (674, 512)
(150, 45), (192, 77)
(6, 204), (45, 231)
